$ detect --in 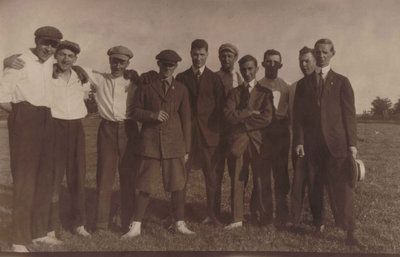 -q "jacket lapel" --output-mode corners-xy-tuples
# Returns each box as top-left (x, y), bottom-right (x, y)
(322, 69), (335, 98)
(150, 79), (165, 100)
(310, 71), (319, 104)
(164, 78), (177, 102)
